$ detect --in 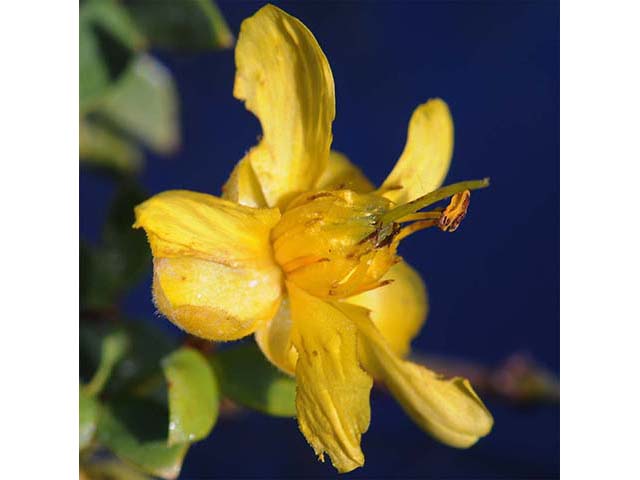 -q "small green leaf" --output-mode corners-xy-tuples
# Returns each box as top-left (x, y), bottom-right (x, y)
(97, 398), (188, 480)
(80, 388), (100, 450)
(92, 54), (179, 154)
(162, 347), (219, 446)
(211, 343), (297, 417)
(84, 330), (130, 397)
(124, 0), (234, 51)
(80, 0), (145, 109)
(80, 23), (112, 108)
(80, 117), (143, 174)
(103, 180), (151, 281)
(82, 0), (146, 52)
(80, 320), (177, 397)
(80, 181), (151, 309)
